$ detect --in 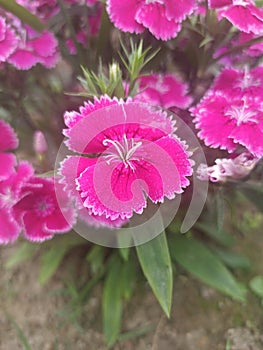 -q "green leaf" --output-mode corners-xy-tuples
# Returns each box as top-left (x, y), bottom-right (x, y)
(239, 183), (263, 213)
(102, 255), (123, 347)
(39, 245), (69, 285)
(5, 312), (32, 350)
(195, 222), (235, 247)
(135, 231), (173, 317)
(249, 276), (263, 298)
(119, 258), (137, 301)
(170, 235), (246, 301)
(0, 0), (44, 32)
(5, 243), (38, 269)
(210, 246), (251, 270)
